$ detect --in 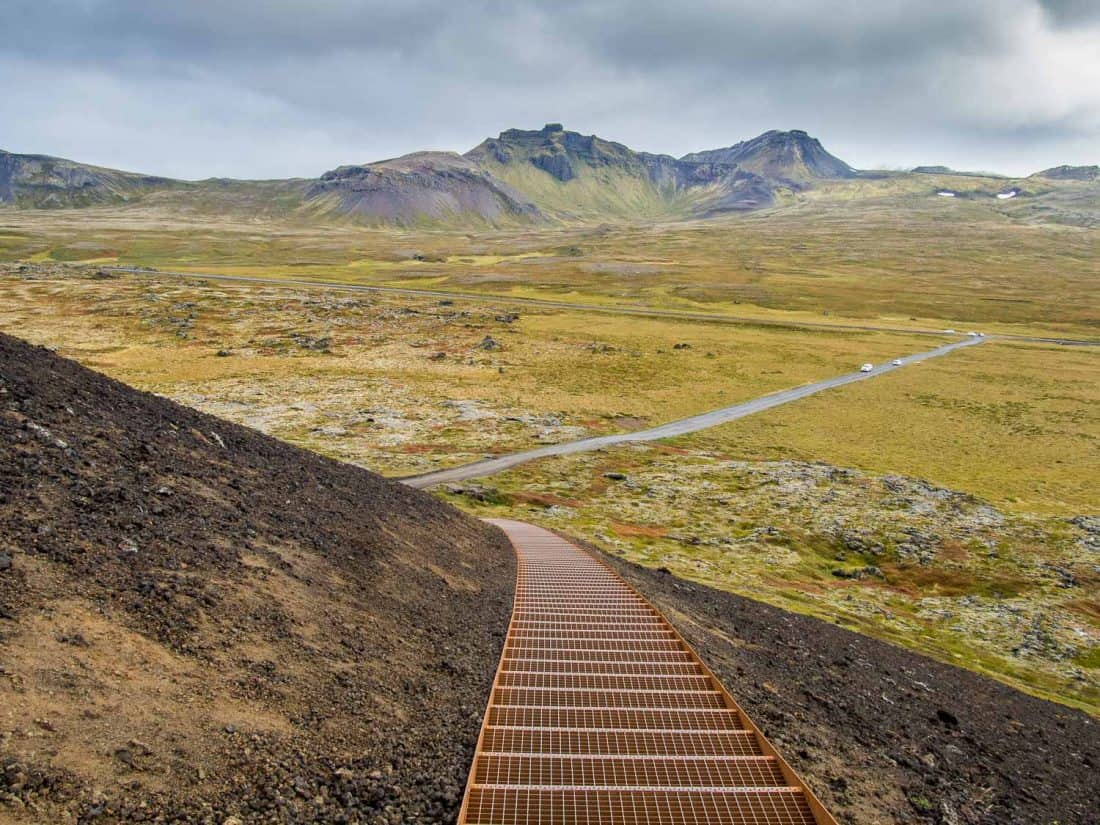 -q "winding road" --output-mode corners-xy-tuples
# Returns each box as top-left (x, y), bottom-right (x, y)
(99, 267), (1044, 491)
(403, 336), (988, 489)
